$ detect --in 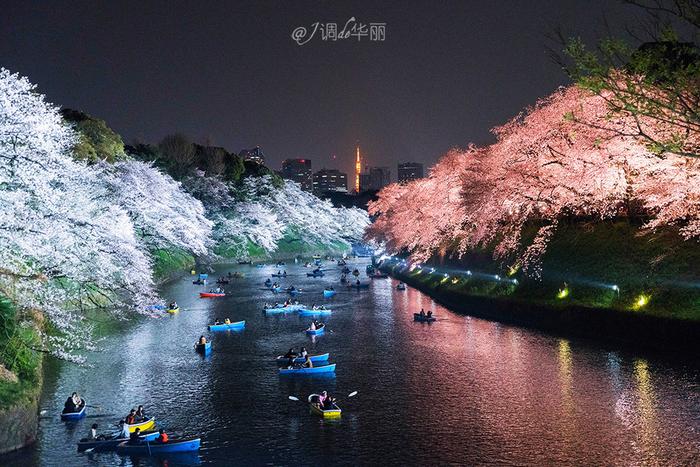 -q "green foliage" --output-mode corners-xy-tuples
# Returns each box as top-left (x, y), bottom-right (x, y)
(0, 297), (41, 409)
(61, 109), (126, 163)
(560, 7), (700, 158)
(429, 221), (700, 321)
(223, 154), (245, 182)
(152, 248), (196, 280)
